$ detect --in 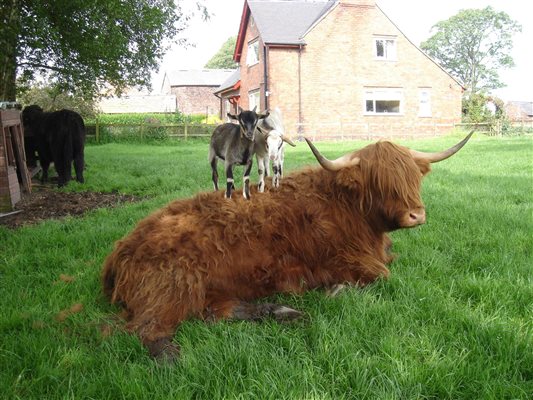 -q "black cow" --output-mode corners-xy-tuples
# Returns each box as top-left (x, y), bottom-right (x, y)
(22, 105), (86, 187)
